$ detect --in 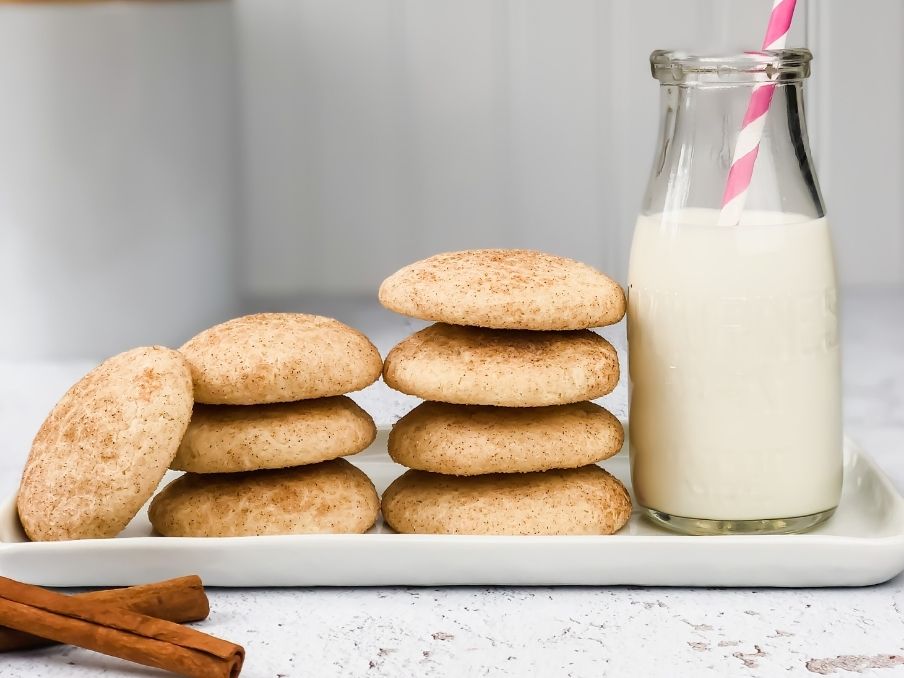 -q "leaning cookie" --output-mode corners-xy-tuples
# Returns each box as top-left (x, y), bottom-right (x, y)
(180, 313), (382, 405)
(379, 249), (626, 330)
(383, 323), (619, 407)
(149, 459), (379, 536)
(172, 396), (376, 473)
(381, 465), (632, 535)
(17, 347), (194, 541)
(389, 401), (623, 475)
